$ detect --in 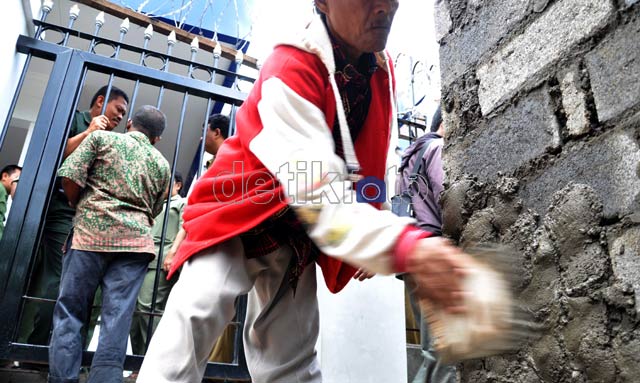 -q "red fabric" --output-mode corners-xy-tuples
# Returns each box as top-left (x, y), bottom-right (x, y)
(170, 46), (396, 294)
(393, 226), (432, 273)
